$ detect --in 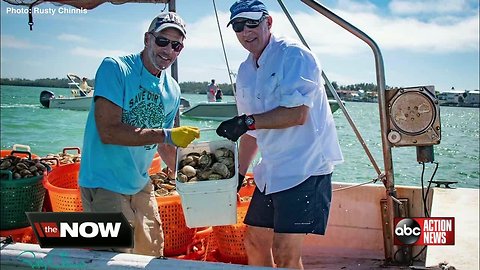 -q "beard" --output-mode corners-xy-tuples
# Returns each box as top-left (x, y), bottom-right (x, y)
(146, 39), (166, 72)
